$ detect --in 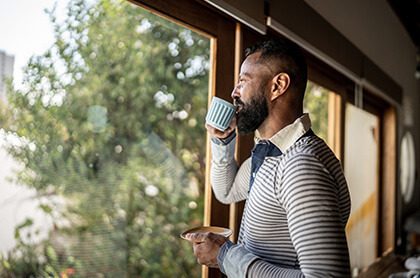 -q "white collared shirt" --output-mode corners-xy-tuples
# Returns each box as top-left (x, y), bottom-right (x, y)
(254, 113), (311, 152)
